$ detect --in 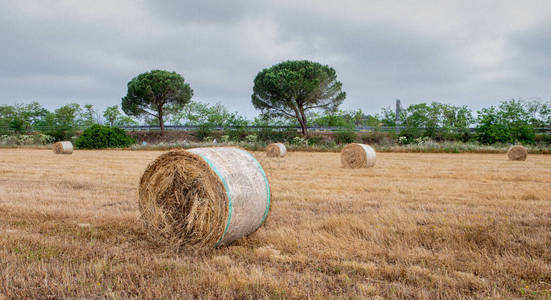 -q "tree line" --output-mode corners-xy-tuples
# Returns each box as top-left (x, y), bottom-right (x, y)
(1, 98), (550, 145)
(1, 60), (550, 145)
